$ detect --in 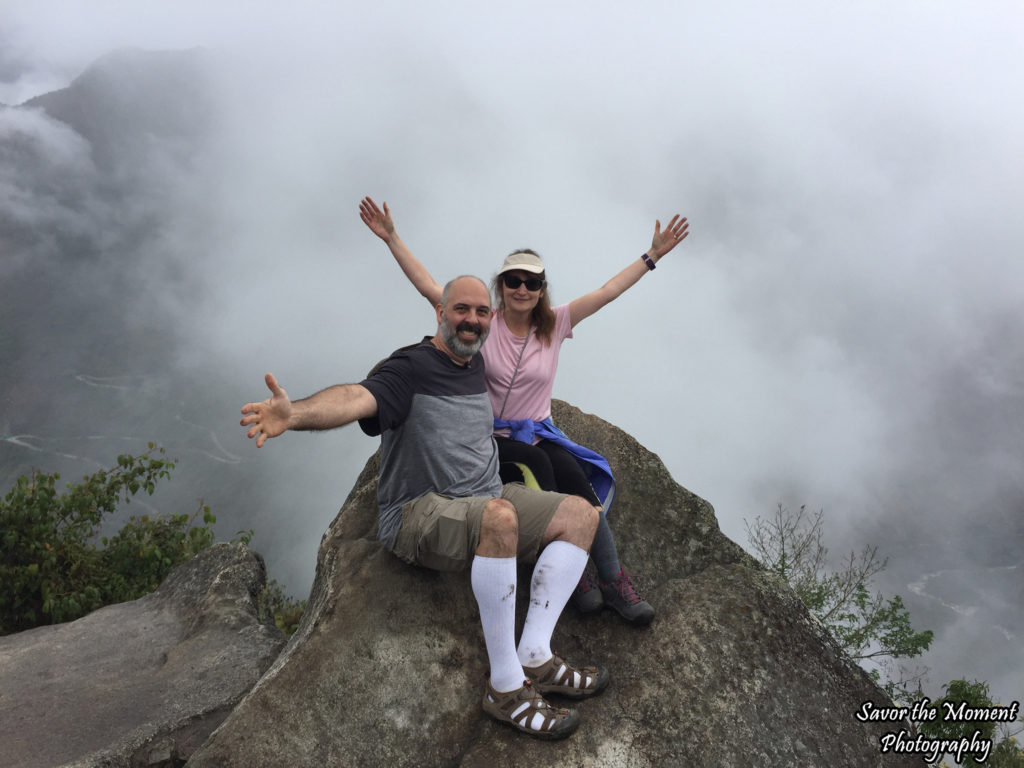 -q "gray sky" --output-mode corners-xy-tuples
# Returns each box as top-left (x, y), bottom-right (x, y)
(3, 0), (1022, 707)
